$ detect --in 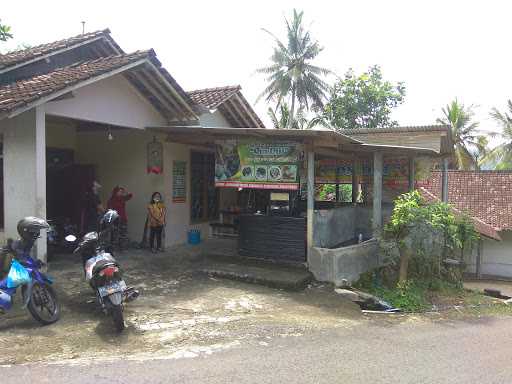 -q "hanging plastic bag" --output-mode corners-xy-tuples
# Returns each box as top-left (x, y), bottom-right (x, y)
(6, 259), (31, 288)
